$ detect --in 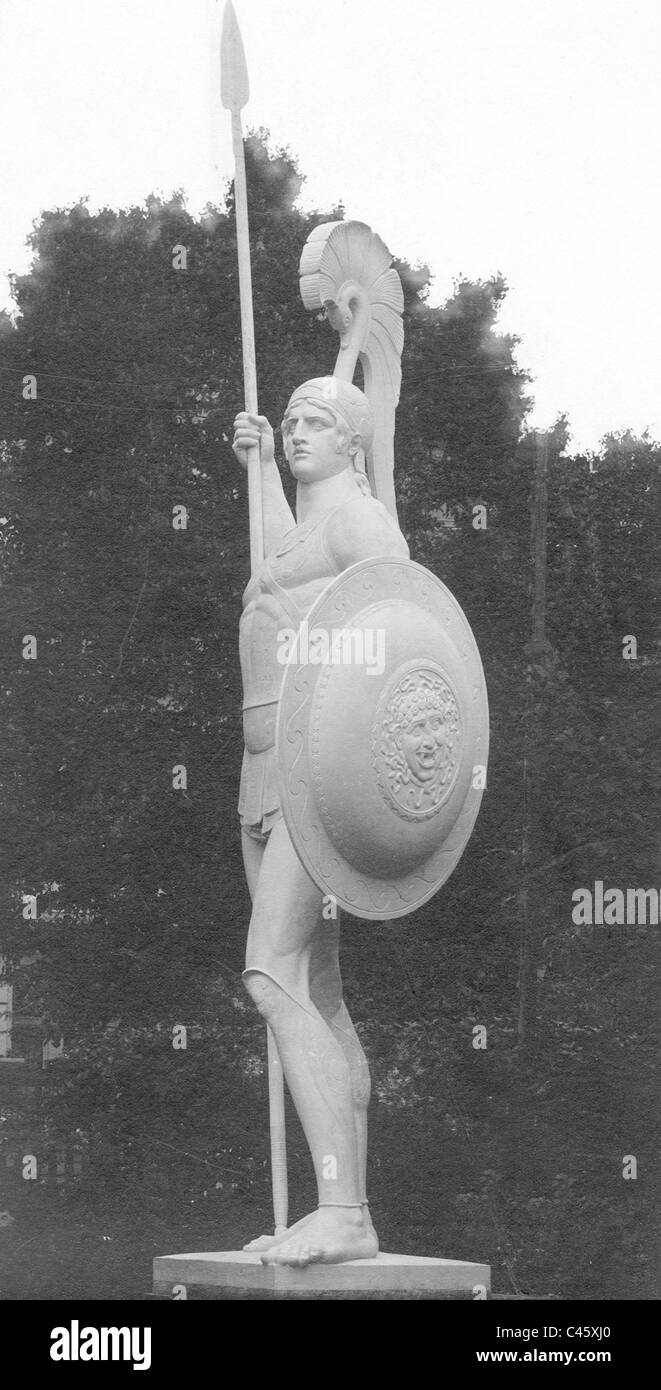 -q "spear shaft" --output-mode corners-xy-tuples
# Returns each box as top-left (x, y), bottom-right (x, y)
(221, 0), (287, 1238)
(221, 2), (264, 573)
